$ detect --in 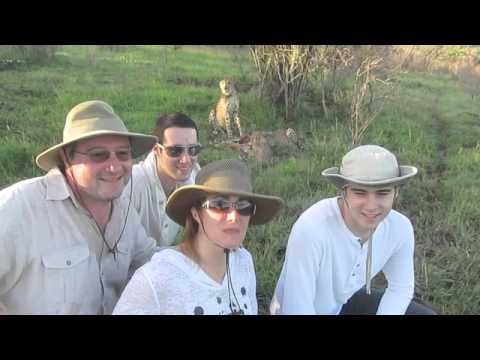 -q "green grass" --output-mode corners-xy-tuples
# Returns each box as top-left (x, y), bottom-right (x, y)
(1, 45), (479, 314)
